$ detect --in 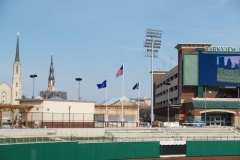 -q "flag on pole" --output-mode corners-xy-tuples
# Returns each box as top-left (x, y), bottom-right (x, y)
(132, 82), (139, 90)
(97, 80), (107, 89)
(116, 65), (123, 77)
